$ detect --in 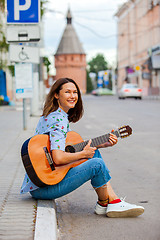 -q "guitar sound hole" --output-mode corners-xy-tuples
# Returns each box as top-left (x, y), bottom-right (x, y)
(65, 145), (75, 153)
